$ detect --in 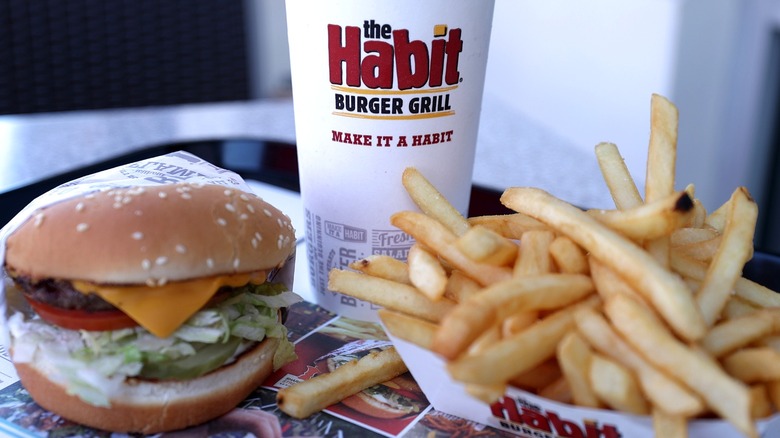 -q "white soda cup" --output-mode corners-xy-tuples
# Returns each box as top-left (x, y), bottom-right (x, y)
(285, 0), (495, 320)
